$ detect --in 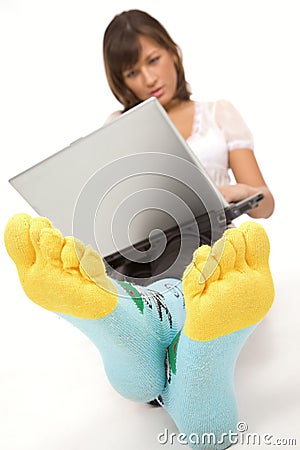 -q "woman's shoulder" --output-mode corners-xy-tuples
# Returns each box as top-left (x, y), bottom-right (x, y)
(196, 98), (236, 112)
(198, 99), (248, 125)
(103, 110), (122, 124)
